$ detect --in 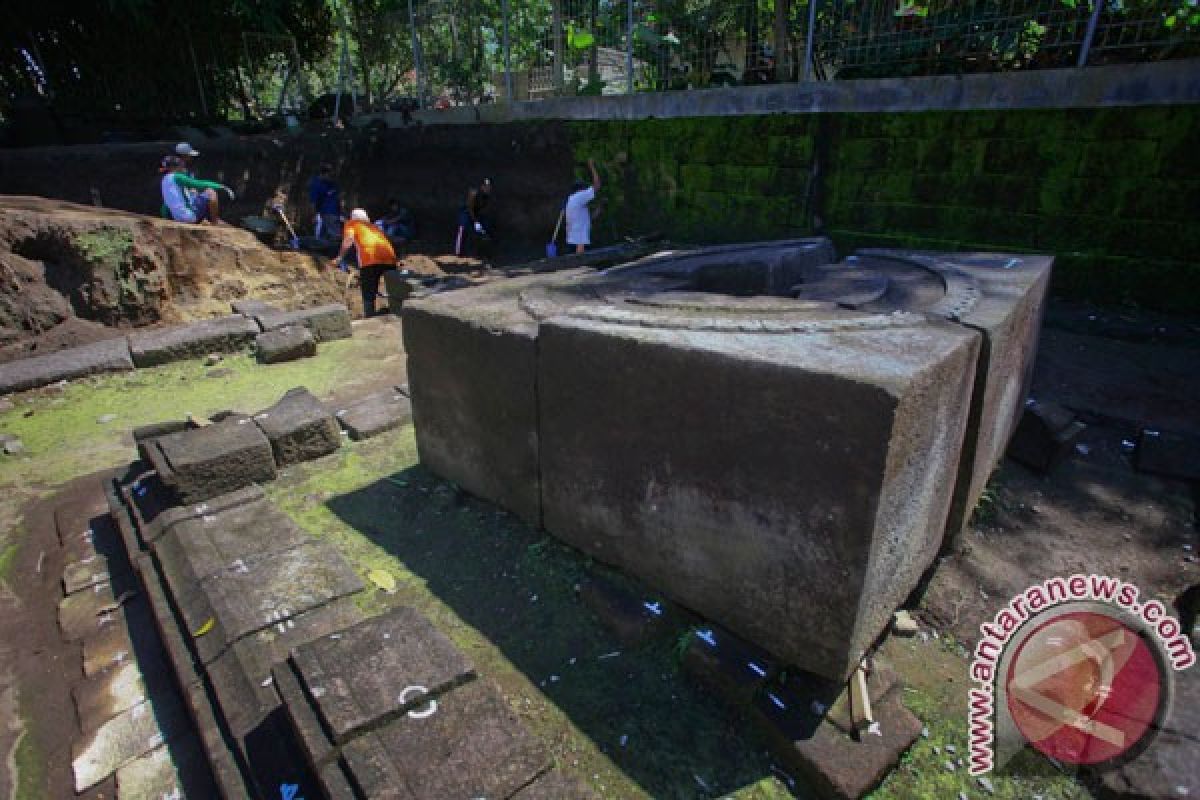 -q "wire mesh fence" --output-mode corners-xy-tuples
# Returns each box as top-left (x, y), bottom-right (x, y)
(400, 0), (1200, 106)
(5, 0), (1195, 135)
